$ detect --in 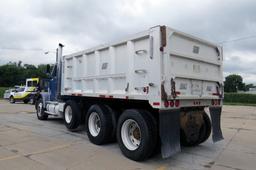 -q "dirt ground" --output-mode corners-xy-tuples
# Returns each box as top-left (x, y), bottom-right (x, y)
(0, 100), (255, 170)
